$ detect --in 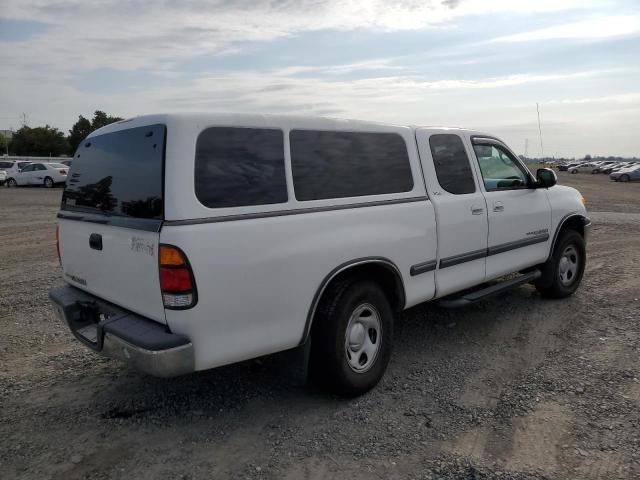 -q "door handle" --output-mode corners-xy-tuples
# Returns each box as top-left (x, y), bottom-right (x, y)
(493, 201), (504, 212)
(471, 205), (484, 215)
